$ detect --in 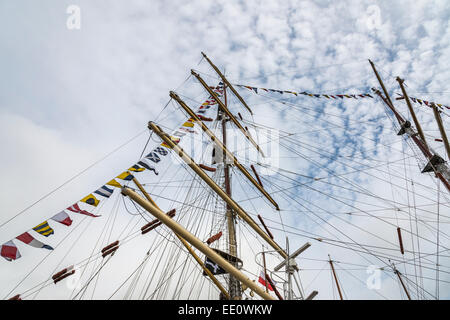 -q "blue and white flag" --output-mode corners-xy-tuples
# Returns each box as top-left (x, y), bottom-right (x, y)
(94, 185), (114, 198)
(145, 152), (161, 163)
